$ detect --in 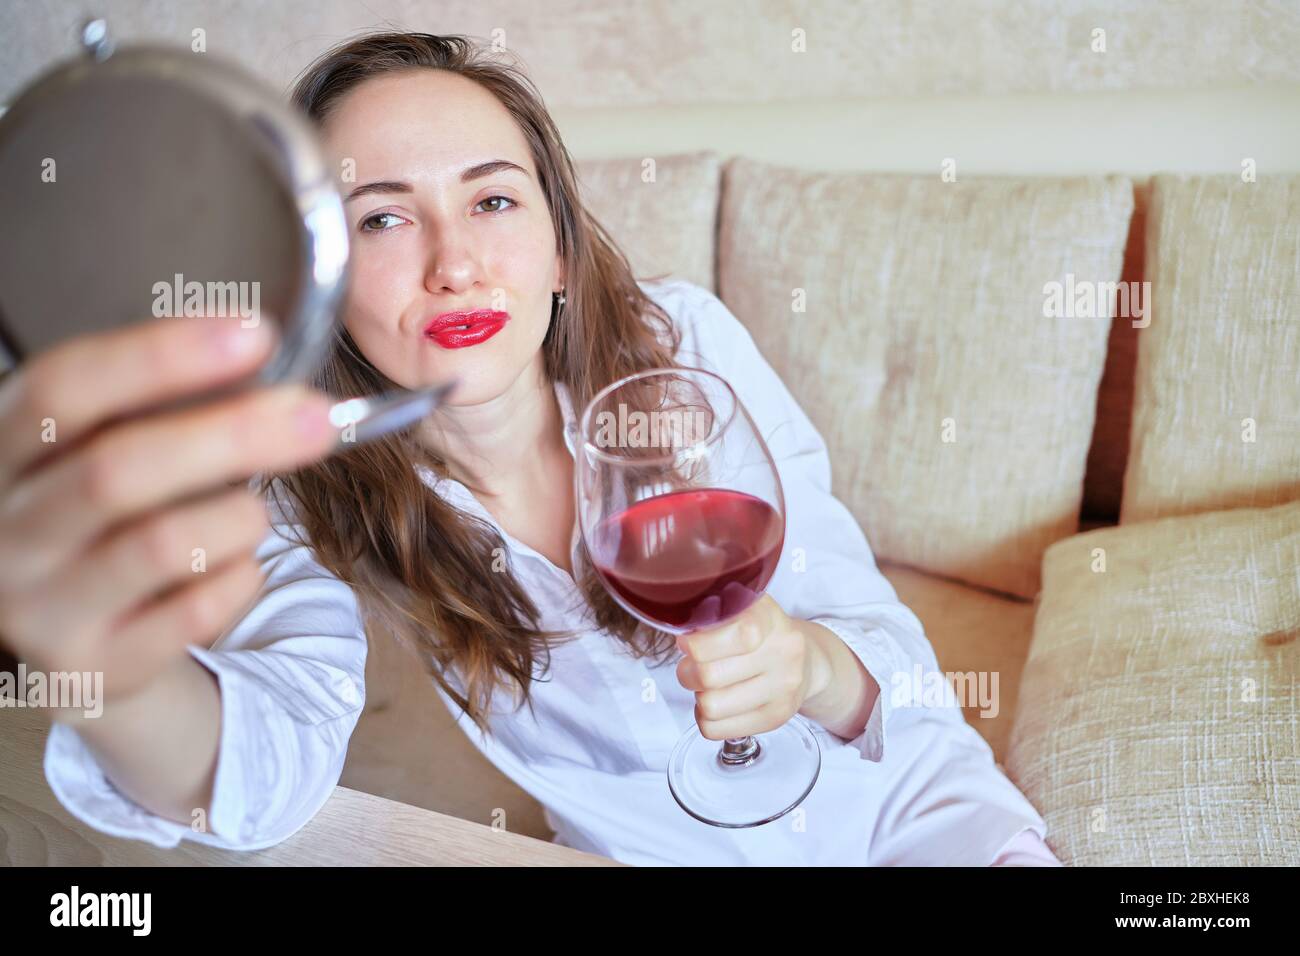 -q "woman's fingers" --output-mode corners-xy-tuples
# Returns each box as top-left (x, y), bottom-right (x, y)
(0, 381), (336, 591)
(16, 485), (271, 648)
(0, 314), (277, 487)
(98, 553), (270, 706)
(0, 312), (339, 704)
